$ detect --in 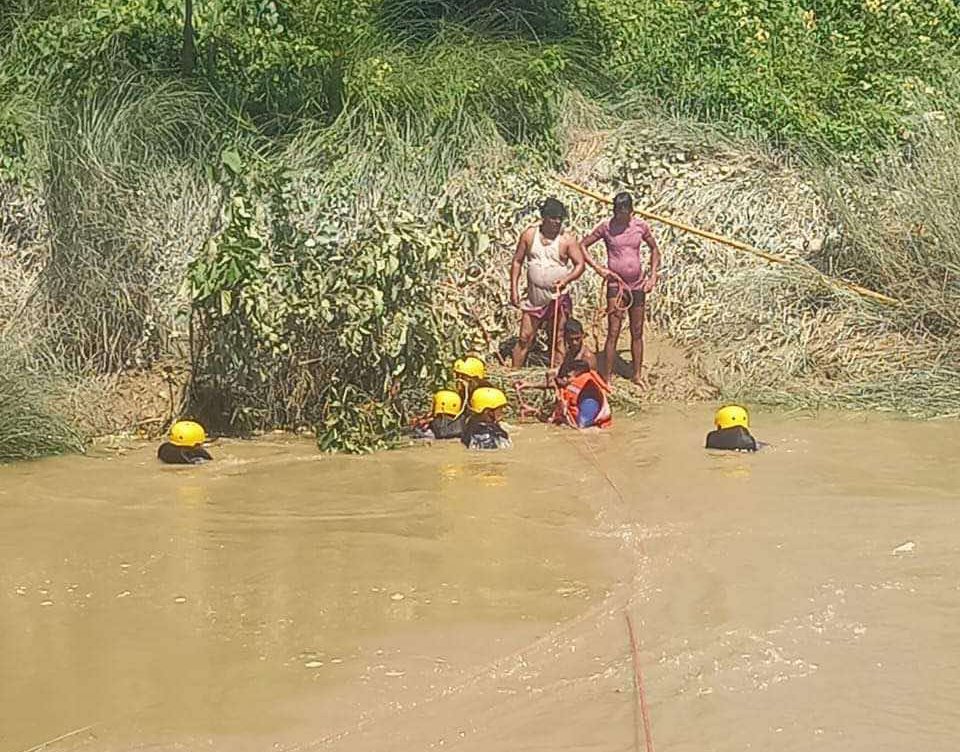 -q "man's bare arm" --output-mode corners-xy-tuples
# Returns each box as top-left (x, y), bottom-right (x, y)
(558, 236), (586, 289)
(584, 251), (609, 277)
(581, 226), (602, 249)
(642, 227), (661, 293)
(510, 228), (531, 307)
(581, 228), (611, 278)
